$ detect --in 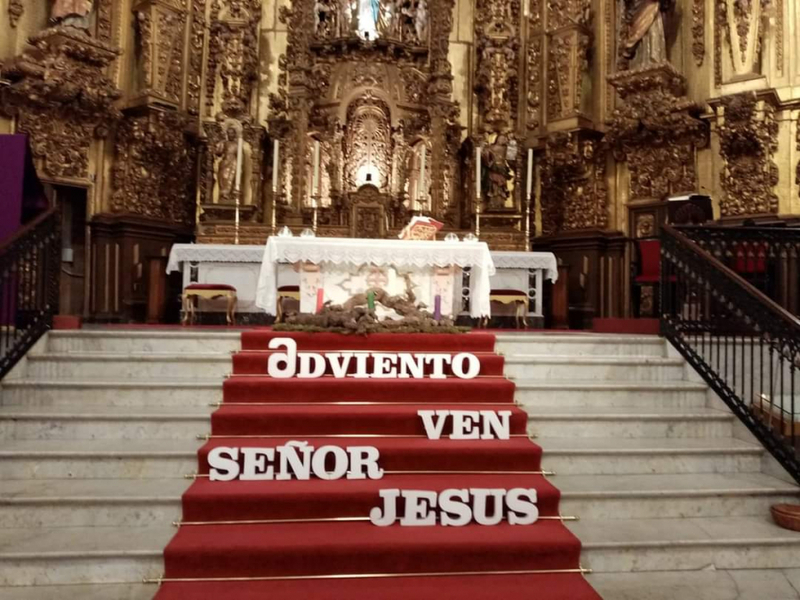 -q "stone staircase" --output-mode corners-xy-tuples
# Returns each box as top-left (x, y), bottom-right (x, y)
(0, 330), (799, 599)
(496, 333), (800, 600)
